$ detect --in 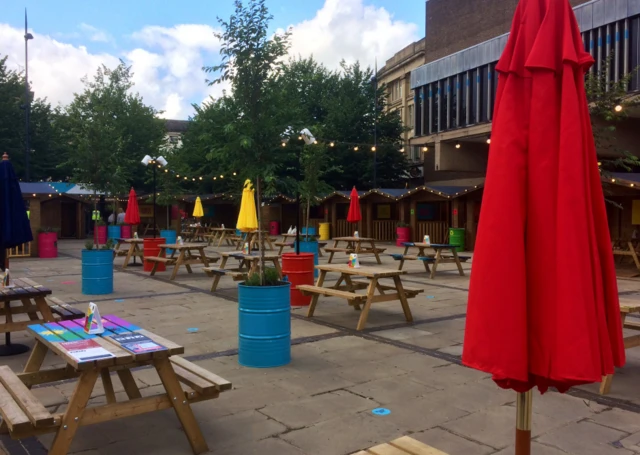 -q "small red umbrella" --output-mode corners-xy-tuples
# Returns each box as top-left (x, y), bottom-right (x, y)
(346, 187), (361, 224)
(462, 0), (625, 452)
(124, 188), (140, 226)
